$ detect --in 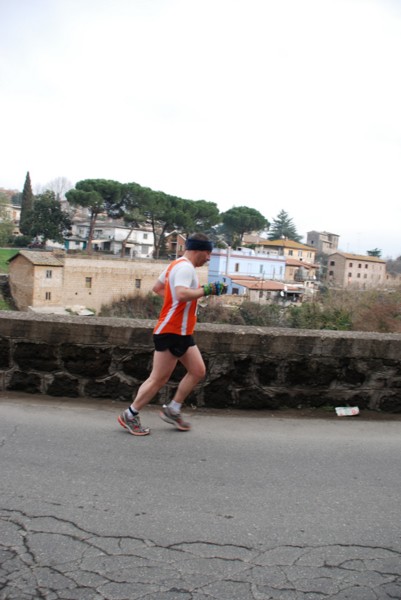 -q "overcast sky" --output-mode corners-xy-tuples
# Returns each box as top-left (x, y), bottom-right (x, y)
(1, 0), (401, 257)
